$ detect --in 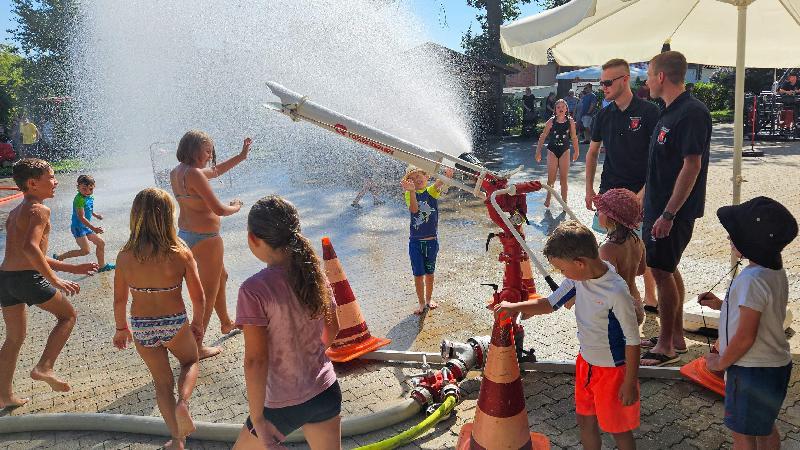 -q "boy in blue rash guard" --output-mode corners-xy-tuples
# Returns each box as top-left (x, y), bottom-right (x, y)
(55, 175), (114, 272)
(400, 166), (450, 315)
